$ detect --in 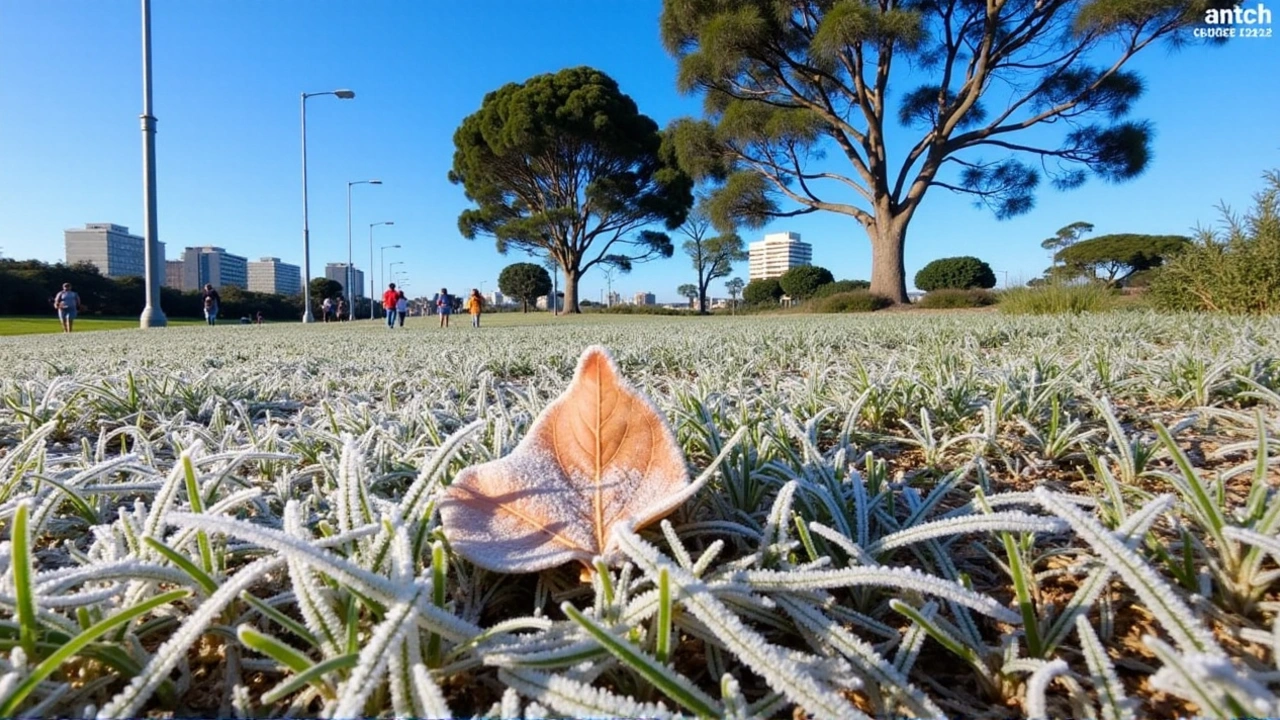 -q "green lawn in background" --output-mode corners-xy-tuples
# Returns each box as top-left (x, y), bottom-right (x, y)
(0, 316), (205, 336)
